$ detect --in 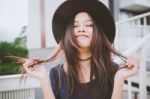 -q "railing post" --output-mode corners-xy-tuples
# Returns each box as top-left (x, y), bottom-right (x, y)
(139, 46), (147, 99)
(143, 17), (147, 36)
(128, 78), (132, 99)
